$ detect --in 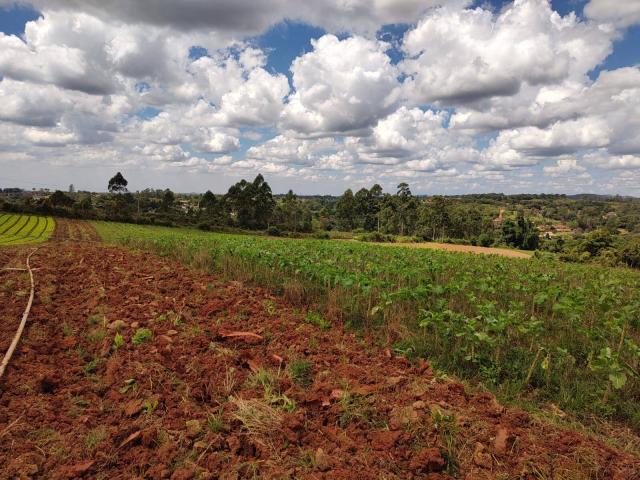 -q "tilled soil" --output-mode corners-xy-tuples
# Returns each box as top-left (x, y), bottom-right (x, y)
(1, 223), (639, 479)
